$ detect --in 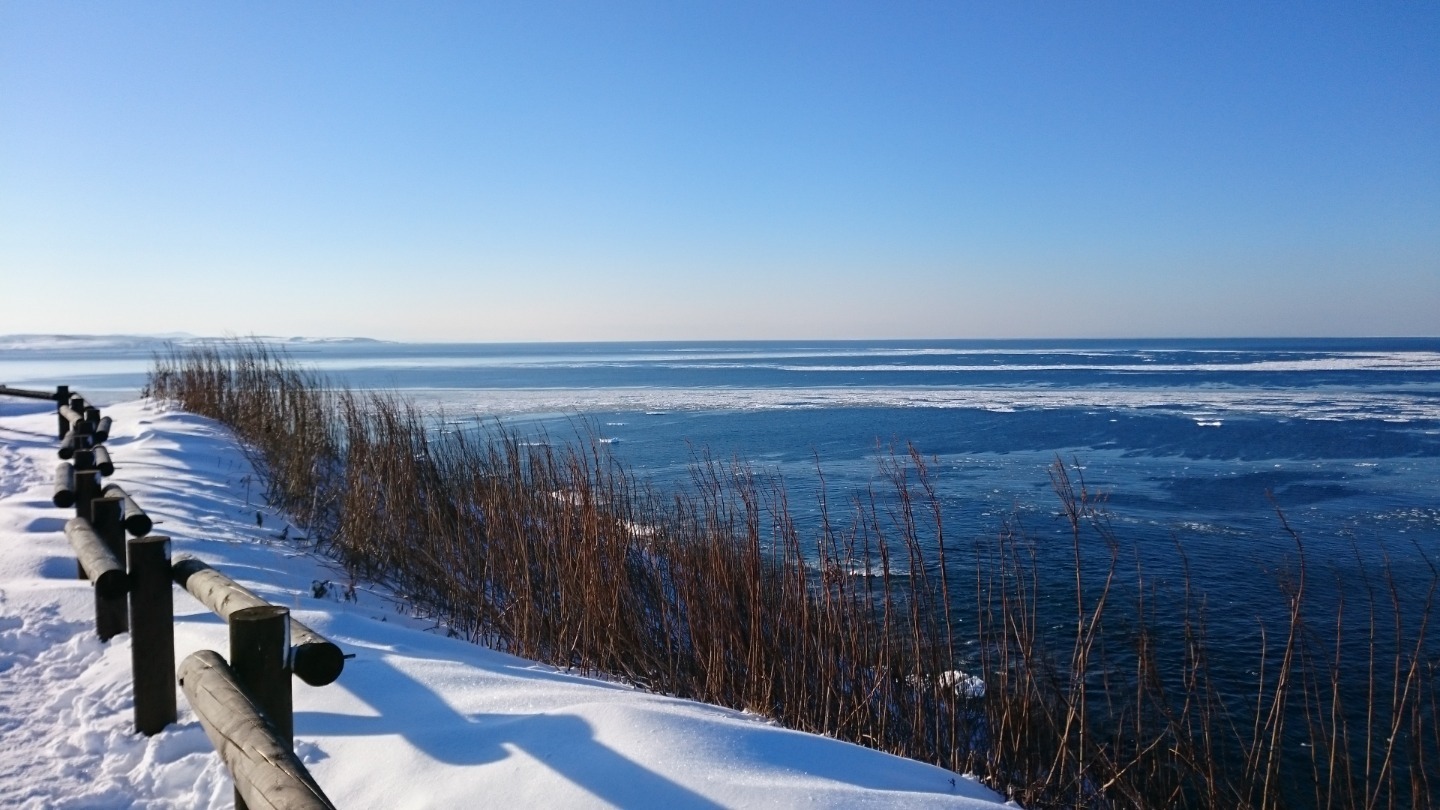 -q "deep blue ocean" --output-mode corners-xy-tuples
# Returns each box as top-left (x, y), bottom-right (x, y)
(6, 334), (1437, 798)
(5, 335), (1439, 658)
